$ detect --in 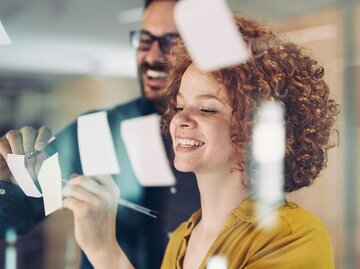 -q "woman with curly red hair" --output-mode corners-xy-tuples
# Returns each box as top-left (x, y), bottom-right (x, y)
(158, 17), (339, 269)
(64, 16), (339, 269)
